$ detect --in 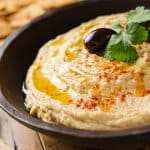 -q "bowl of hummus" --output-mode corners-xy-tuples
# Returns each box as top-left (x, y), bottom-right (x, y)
(0, 0), (150, 149)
